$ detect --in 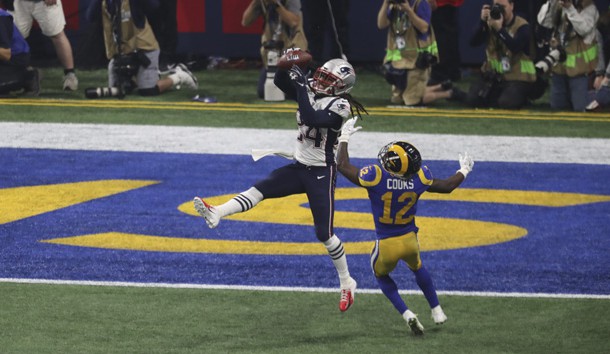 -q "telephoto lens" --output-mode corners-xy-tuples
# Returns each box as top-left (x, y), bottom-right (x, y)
(84, 87), (125, 99)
